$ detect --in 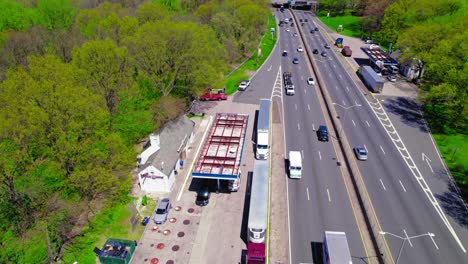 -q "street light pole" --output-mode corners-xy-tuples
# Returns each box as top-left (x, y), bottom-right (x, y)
(379, 231), (436, 264)
(332, 102), (361, 140)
